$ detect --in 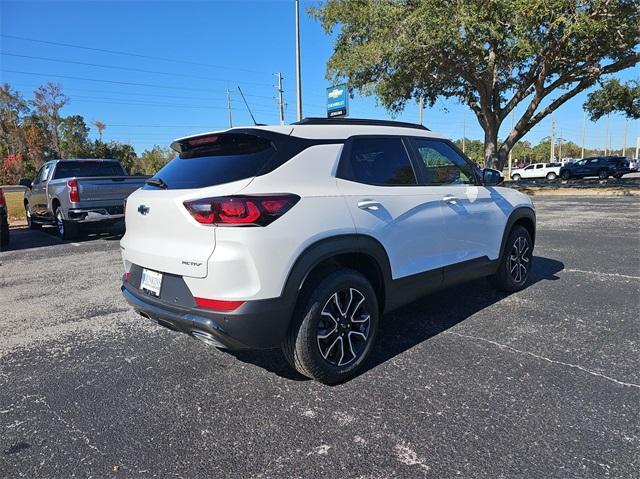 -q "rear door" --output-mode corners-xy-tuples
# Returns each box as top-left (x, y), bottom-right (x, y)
(534, 163), (545, 177)
(408, 138), (506, 268)
(336, 136), (445, 280)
